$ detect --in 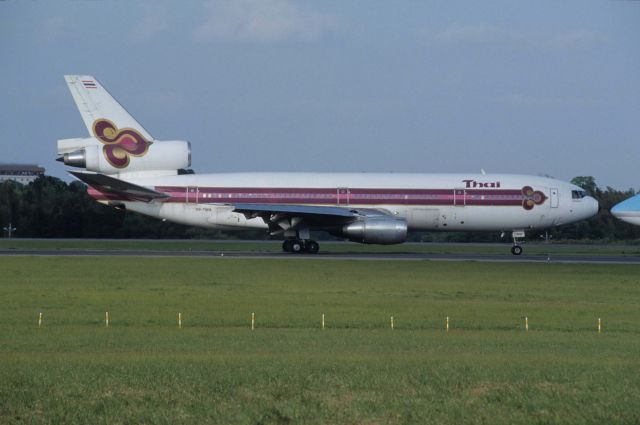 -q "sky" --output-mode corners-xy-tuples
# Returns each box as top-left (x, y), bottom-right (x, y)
(1, 0), (639, 189)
